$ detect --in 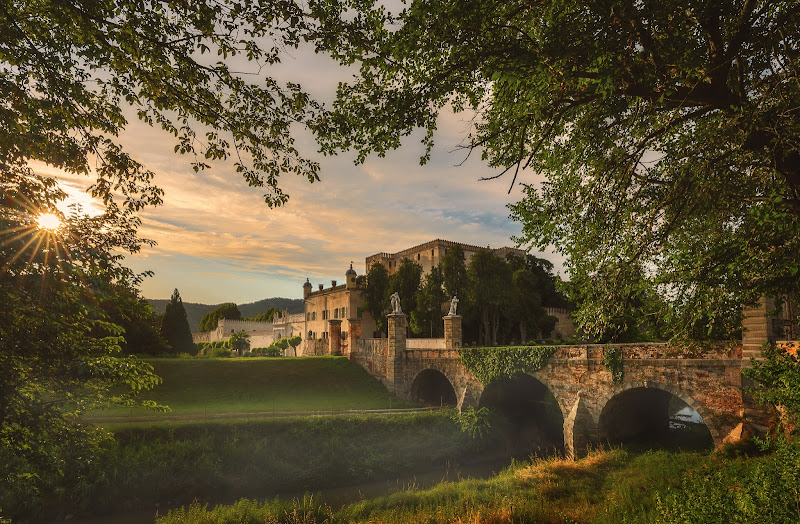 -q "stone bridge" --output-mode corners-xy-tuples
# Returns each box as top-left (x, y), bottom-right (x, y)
(347, 313), (773, 458)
